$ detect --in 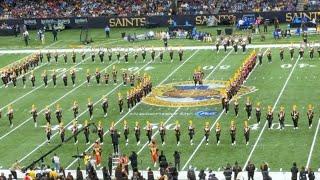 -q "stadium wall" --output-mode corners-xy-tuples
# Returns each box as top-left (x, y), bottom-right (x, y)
(0, 11), (319, 29)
